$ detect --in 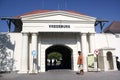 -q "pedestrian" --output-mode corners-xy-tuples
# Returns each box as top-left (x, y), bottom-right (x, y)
(116, 56), (120, 70)
(77, 51), (84, 75)
(54, 59), (57, 66)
